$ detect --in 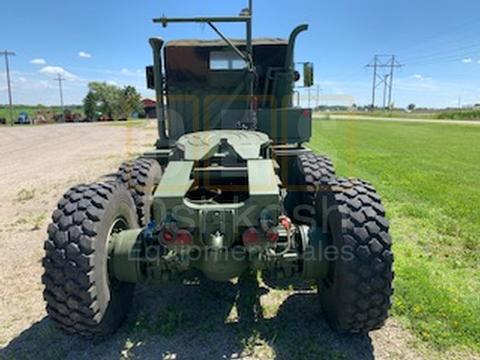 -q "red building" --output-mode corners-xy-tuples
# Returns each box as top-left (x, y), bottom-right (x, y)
(142, 99), (157, 118)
